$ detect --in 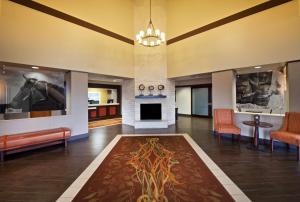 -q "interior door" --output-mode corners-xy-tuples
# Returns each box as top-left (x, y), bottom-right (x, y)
(191, 85), (212, 117)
